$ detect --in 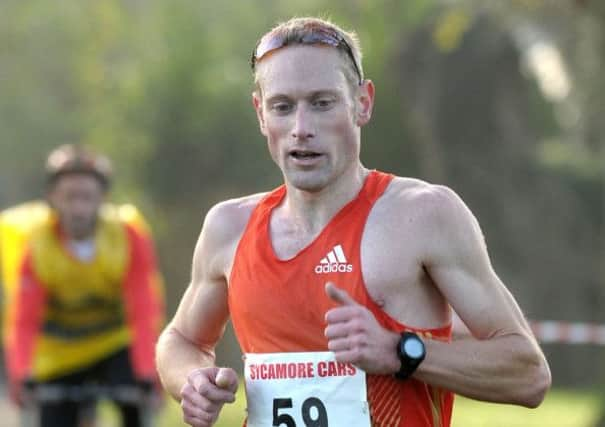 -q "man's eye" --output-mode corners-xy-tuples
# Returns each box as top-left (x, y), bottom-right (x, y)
(313, 98), (333, 109)
(271, 103), (292, 113)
